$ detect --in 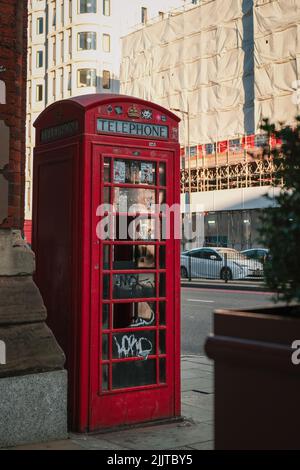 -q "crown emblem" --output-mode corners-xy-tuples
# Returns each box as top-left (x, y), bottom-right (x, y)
(128, 105), (140, 118)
